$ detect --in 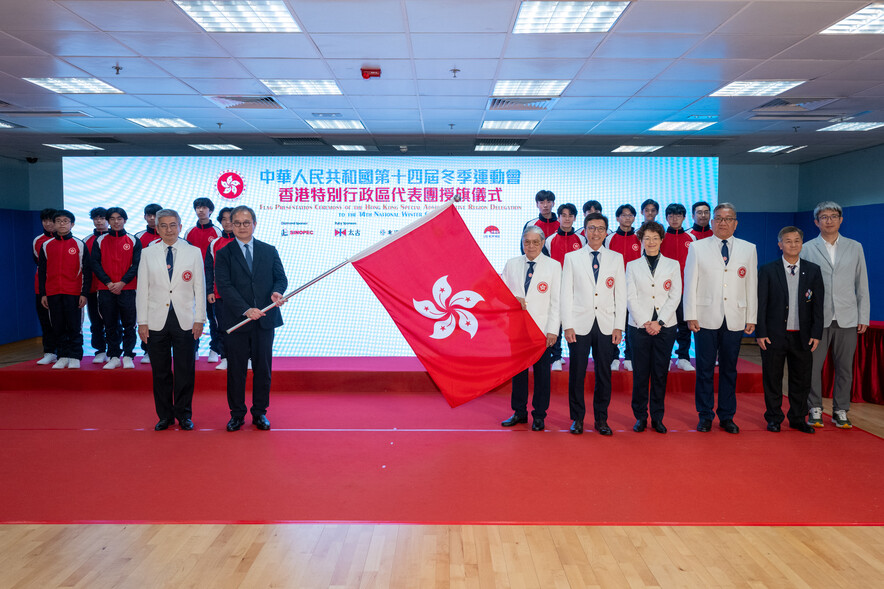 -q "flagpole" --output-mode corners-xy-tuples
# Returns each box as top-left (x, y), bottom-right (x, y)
(226, 198), (460, 334)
